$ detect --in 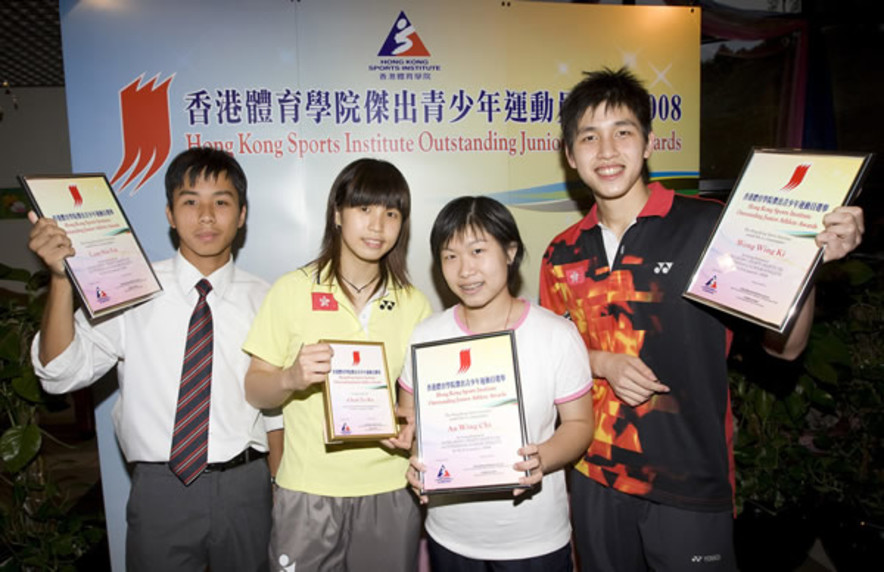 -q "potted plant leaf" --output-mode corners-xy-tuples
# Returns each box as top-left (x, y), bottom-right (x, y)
(729, 346), (819, 571)
(0, 263), (104, 571)
(730, 256), (884, 571)
(799, 258), (884, 570)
